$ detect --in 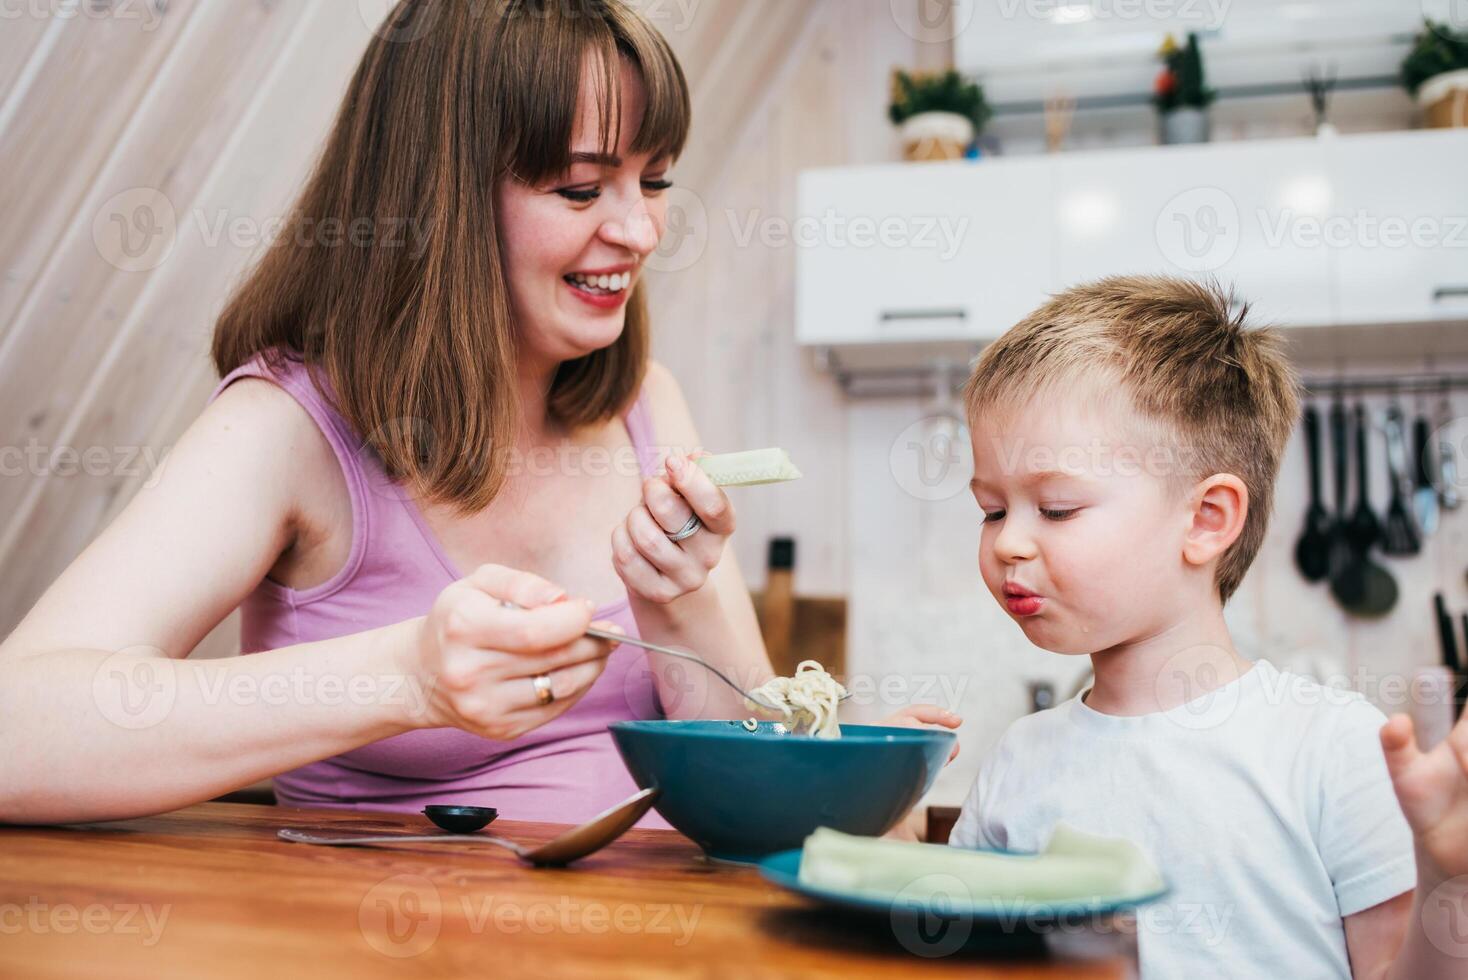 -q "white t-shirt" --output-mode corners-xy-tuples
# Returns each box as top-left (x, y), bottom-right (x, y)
(950, 659), (1416, 979)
